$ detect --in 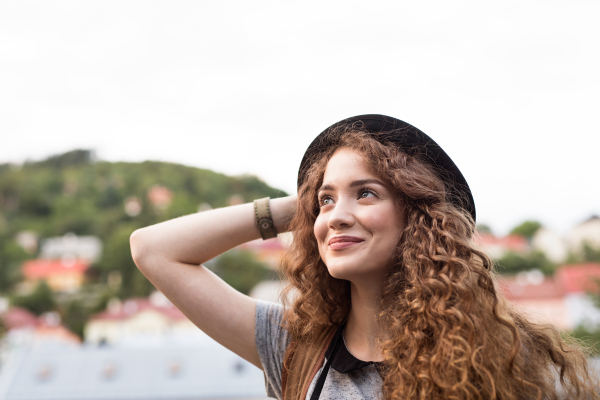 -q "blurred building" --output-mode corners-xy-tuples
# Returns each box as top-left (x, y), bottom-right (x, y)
(147, 184), (173, 212)
(21, 258), (89, 293)
(39, 233), (102, 263)
(497, 263), (600, 329)
(556, 263), (600, 330)
(531, 227), (568, 263)
(15, 231), (38, 255)
(84, 292), (204, 346)
(0, 338), (265, 400)
(476, 233), (530, 259)
(0, 293), (266, 400)
(238, 233), (291, 269)
(0, 307), (81, 348)
(567, 215), (600, 256)
(124, 196), (142, 217)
